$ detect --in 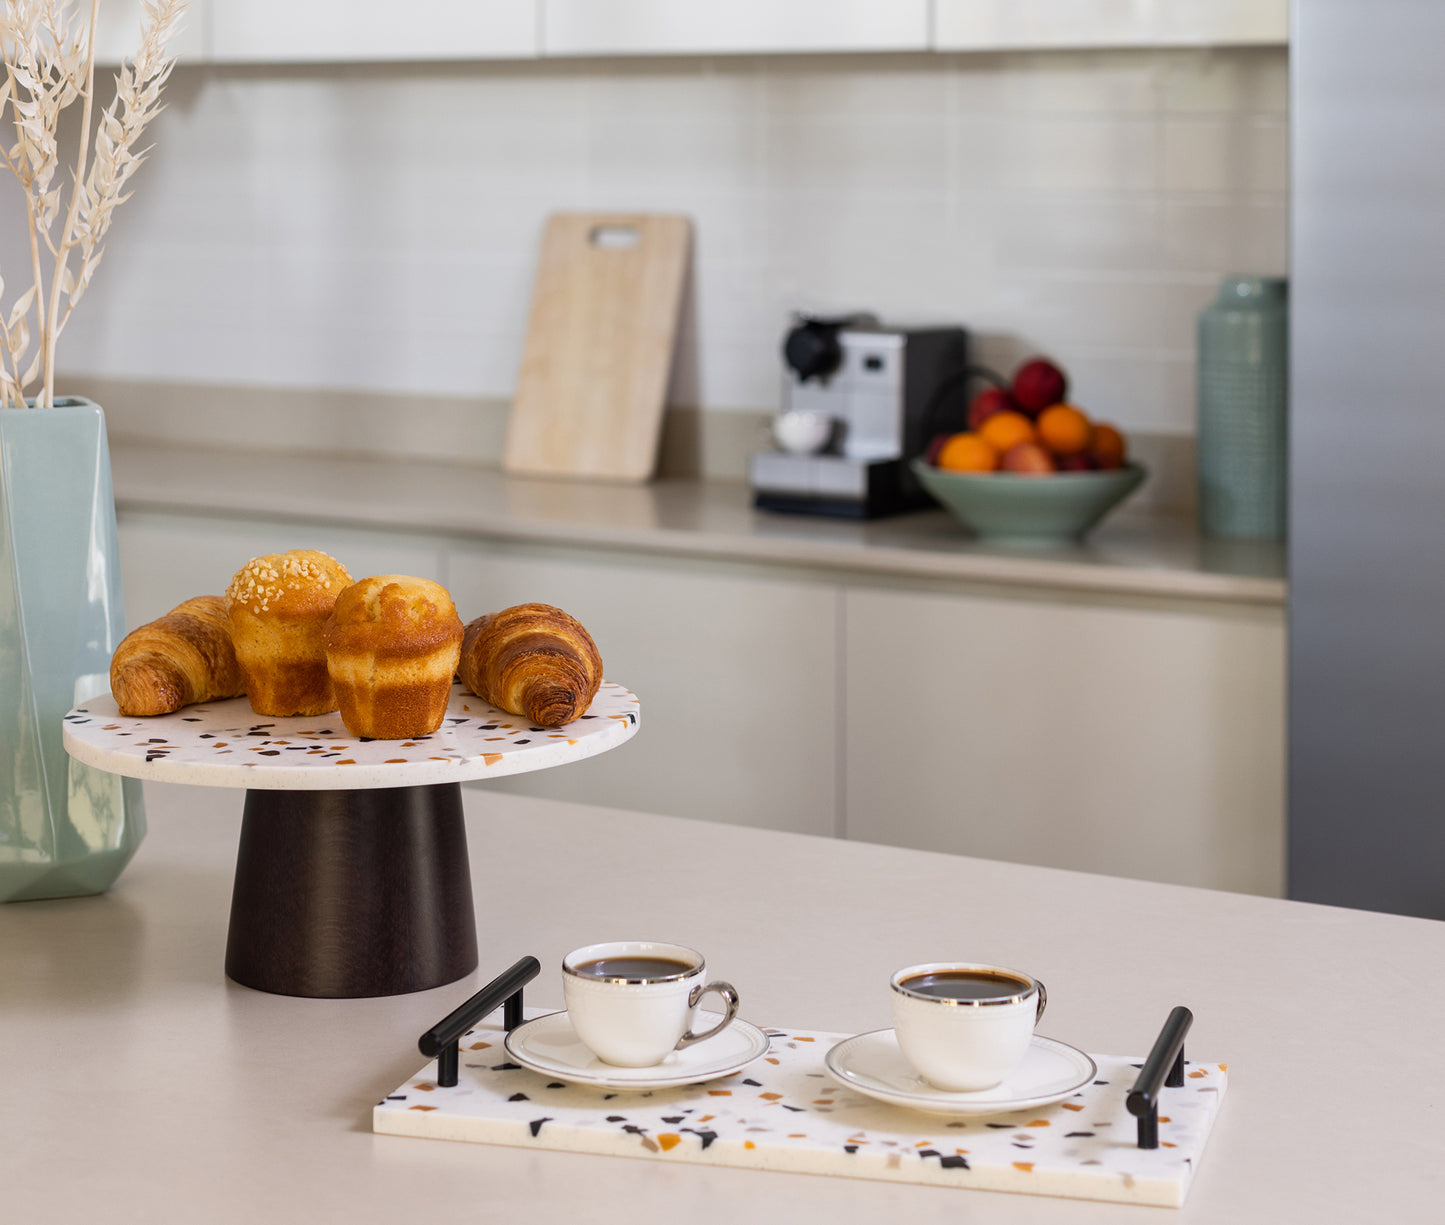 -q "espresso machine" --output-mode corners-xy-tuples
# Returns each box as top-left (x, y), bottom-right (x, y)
(749, 314), (969, 518)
